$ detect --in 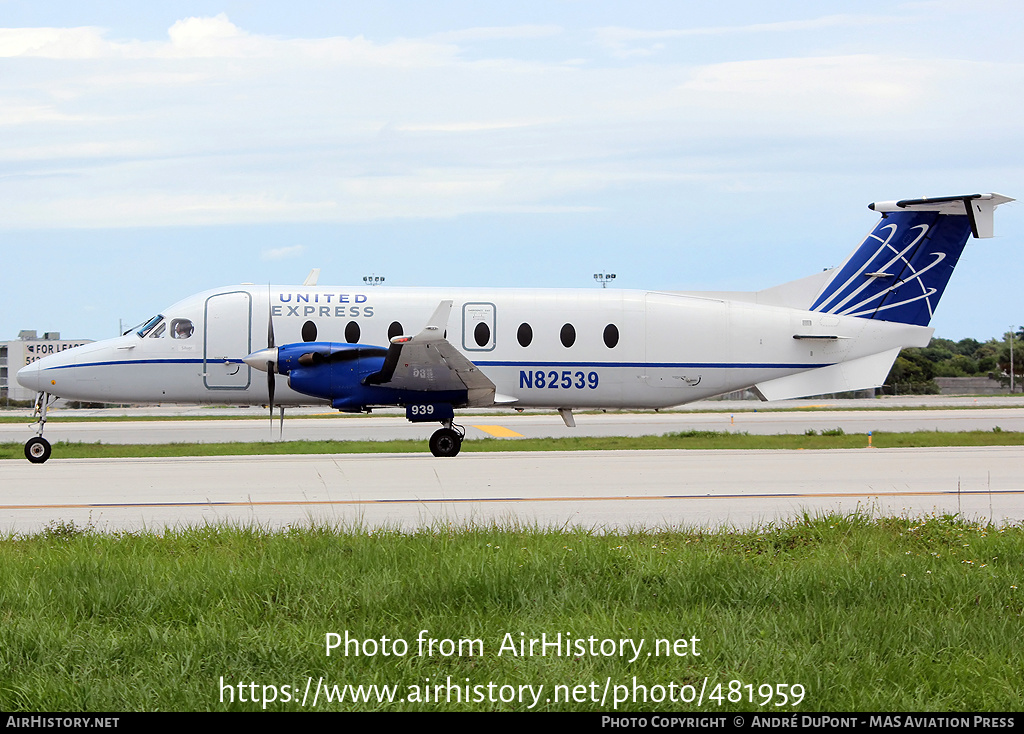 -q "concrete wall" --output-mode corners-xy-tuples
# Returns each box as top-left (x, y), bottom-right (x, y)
(934, 376), (1009, 395)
